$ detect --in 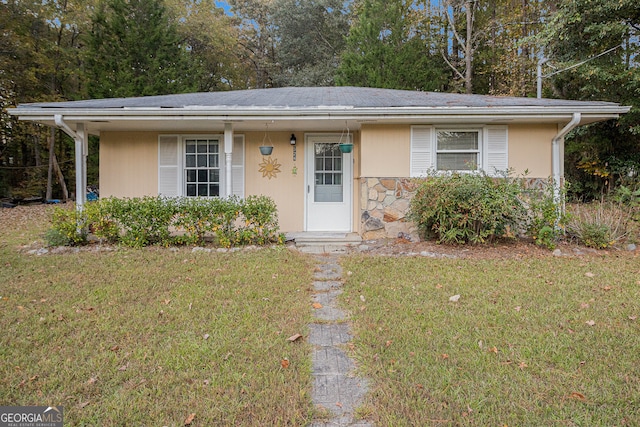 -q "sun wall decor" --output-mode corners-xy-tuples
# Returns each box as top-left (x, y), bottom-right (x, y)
(259, 156), (281, 179)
